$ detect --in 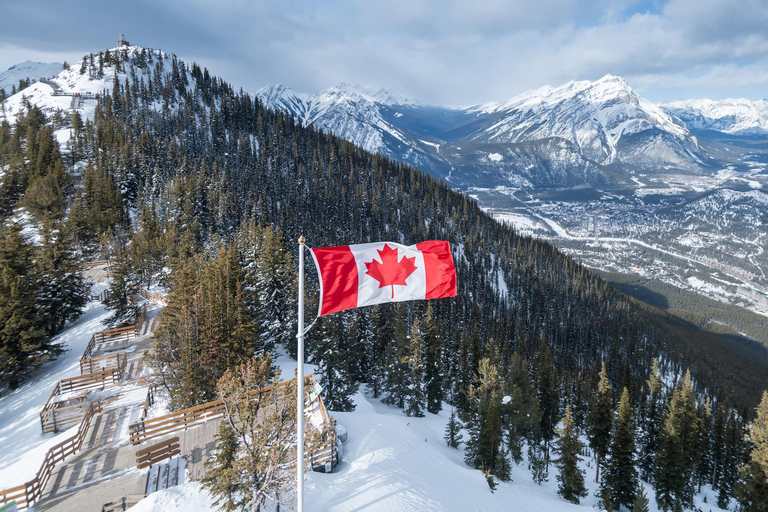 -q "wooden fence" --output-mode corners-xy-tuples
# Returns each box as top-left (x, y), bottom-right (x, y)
(40, 363), (124, 433)
(81, 325), (138, 362)
(135, 437), (180, 469)
(82, 260), (109, 269)
(128, 375), (315, 445)
(80, 351), (127, 376)
(138, 289), (166, 305)
(0, 402), (103, 510)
